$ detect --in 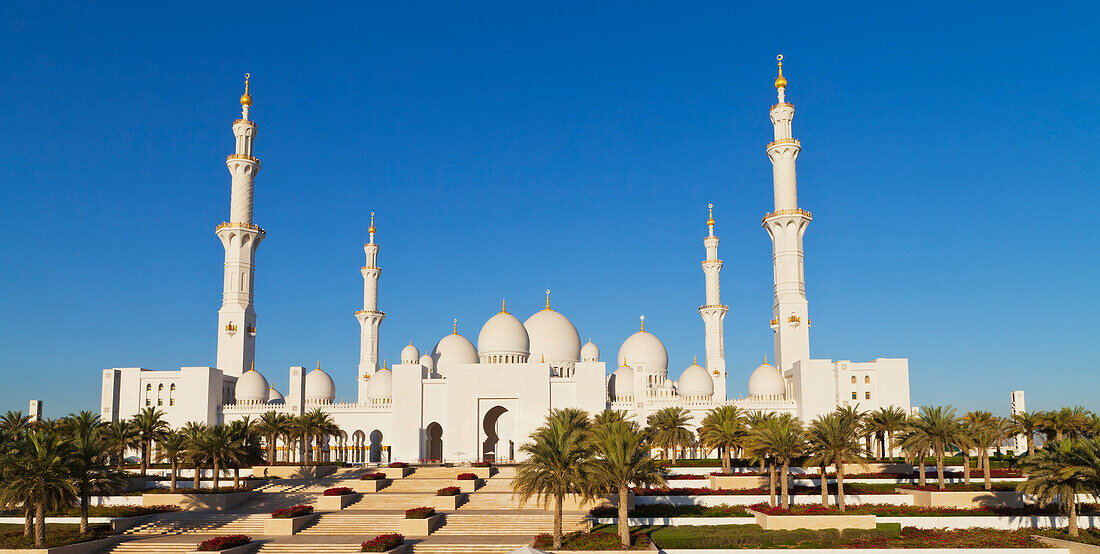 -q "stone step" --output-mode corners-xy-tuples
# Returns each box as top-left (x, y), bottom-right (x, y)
(411, 545), (525, 553)
(432, 514), (585, 536)
(298, 513), (405, 535)
(122, 513), (269, 535)
(256, 544), (363, 553)
(348, 493), (435, 510)
(109, 542), (198, 553)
